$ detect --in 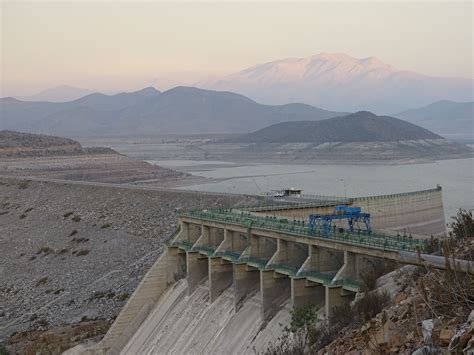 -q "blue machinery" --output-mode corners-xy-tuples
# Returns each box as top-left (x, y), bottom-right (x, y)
(309, 205), (372, 235)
